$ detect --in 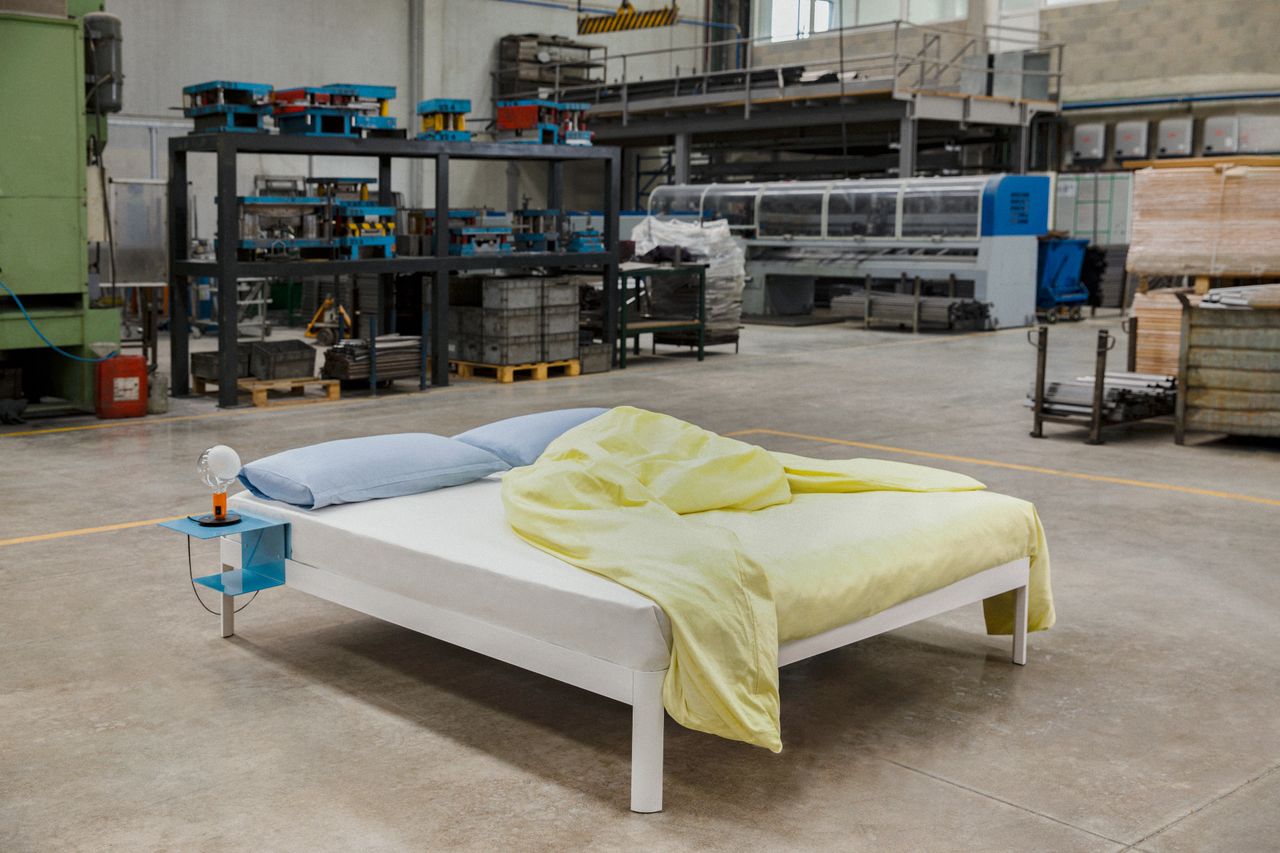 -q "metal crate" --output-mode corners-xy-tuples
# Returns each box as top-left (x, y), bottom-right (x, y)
(249, 339), (316, 379)
(542, 332), (578, 362)
(192, 344), (251, 380)
(482, 277), (543, 310)
(579, 342), (611, 374)
(541, 280), (578, 308)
